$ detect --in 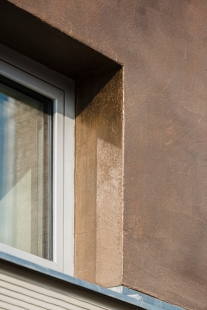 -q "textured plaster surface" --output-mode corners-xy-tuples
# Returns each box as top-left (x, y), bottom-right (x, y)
(75, 69), (123, 287)
(2, 1), (207, 309)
